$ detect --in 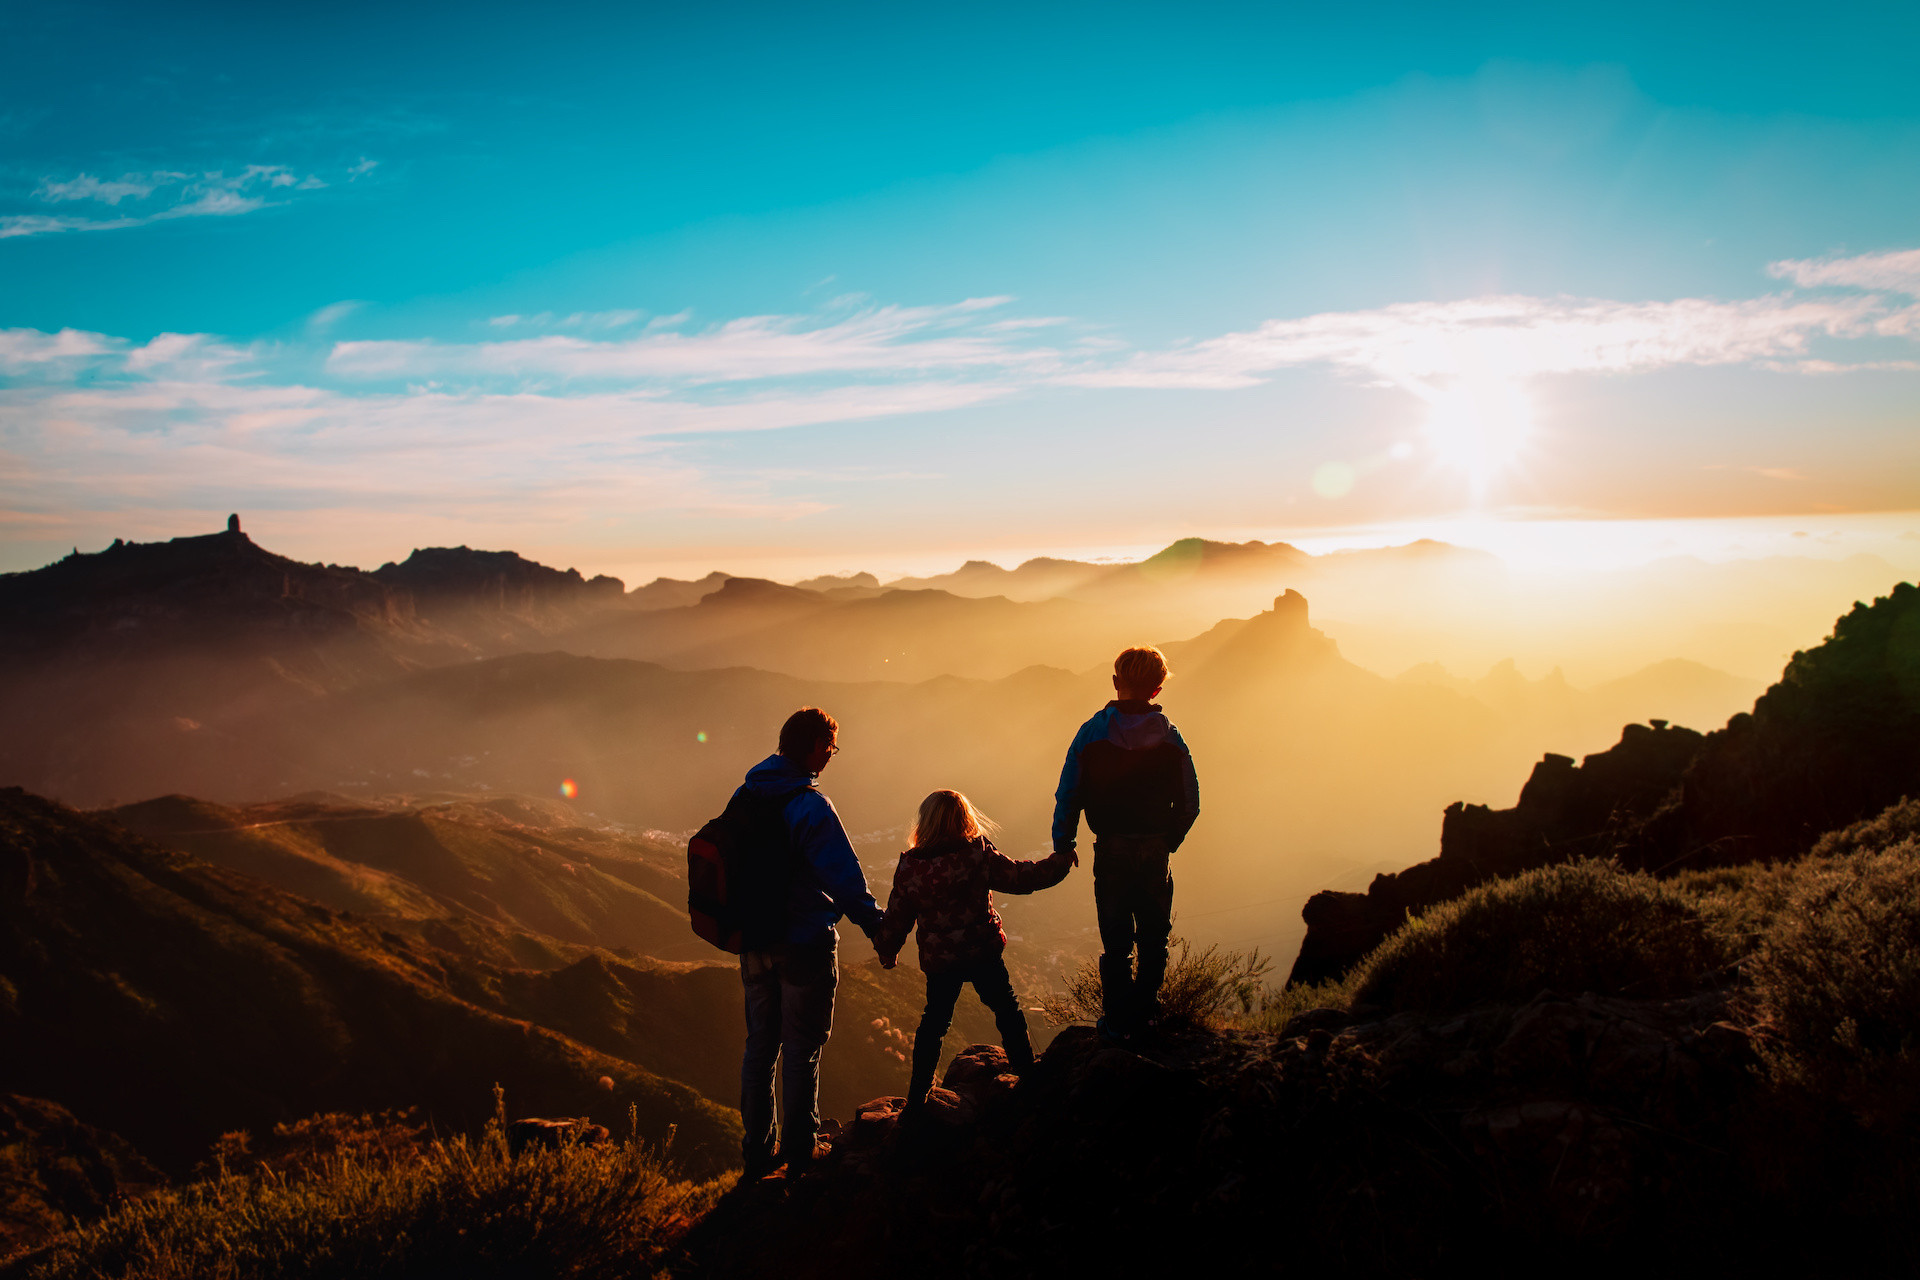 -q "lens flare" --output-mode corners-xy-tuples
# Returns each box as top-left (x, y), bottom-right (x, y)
(1420, 377), (1533, 499)
(1312, 461), (1356, 499)
(696, 731), (708, 743)
(559, 778), (578, 799)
